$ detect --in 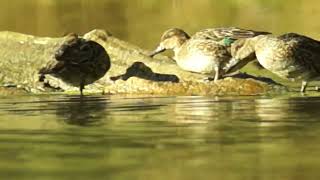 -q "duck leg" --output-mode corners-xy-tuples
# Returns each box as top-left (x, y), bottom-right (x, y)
(300, 80), (308, 92)
(79, 77), (85, 96)
(214, 66), (220, 82)
(80, 83), (84, 96)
